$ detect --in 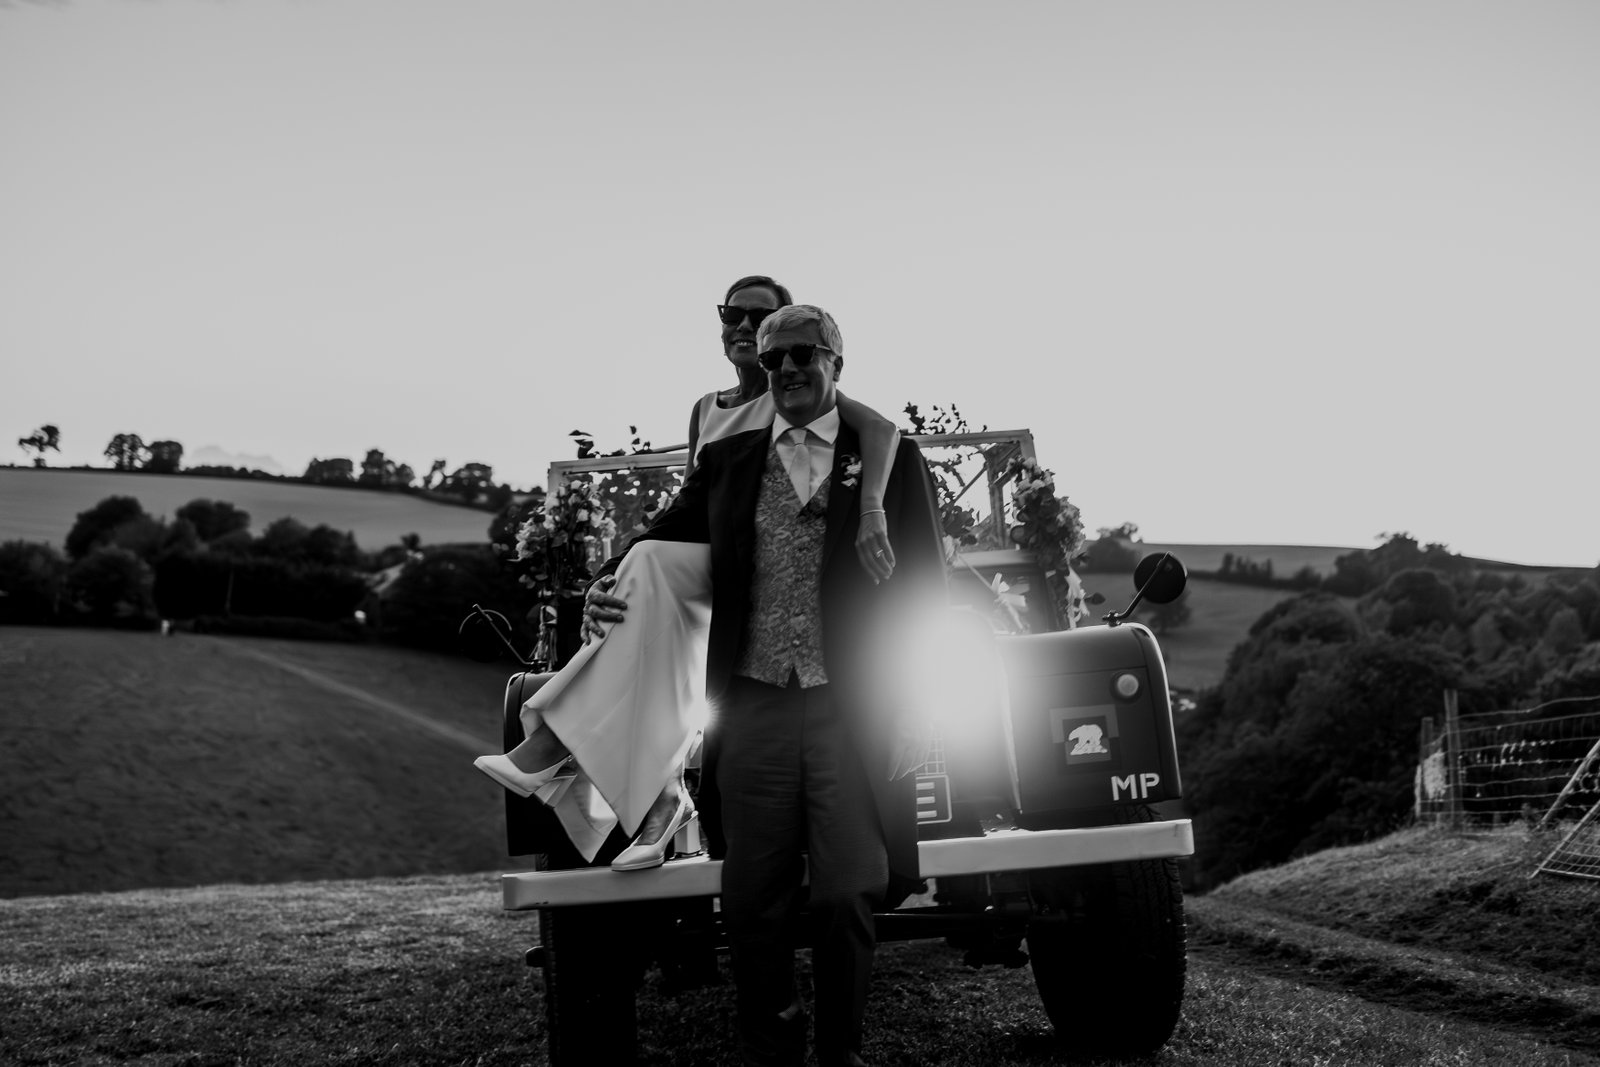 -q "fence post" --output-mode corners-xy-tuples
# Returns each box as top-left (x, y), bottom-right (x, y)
(1417, 716), (1437, 825)
(1443, 689), (1463, 828)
